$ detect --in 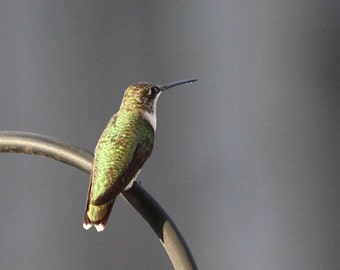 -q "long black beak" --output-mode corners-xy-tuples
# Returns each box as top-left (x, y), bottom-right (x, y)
(159, 79), (197, 91)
